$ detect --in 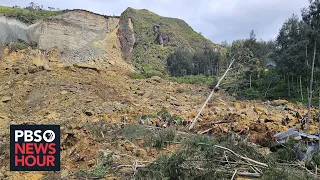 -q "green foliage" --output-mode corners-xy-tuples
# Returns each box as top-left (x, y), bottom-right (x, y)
(128, 72), (146, 79)
(261, 166), (314, 180)
(157, 108), (171, 120)
(90, 166), (108, 179)
(136, 133), (314, 180)
(167, 49), (220, 77)
(312, 151), (320, 166)
(85, 121), (110, 142)
(154, 128), (176, 150)
(168, 75), (216, 86)
(0, 143), (8, 155)
(121, 124), (153, 142)
(15, 41), (29, 50)
(120, 124), (178, 149)
(75, 166), (108, 179)
(74, 149), (112, 179)
(270, 137), (298, 162)
(0, 5), (63, 24)
(121, 7), (217, 73)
